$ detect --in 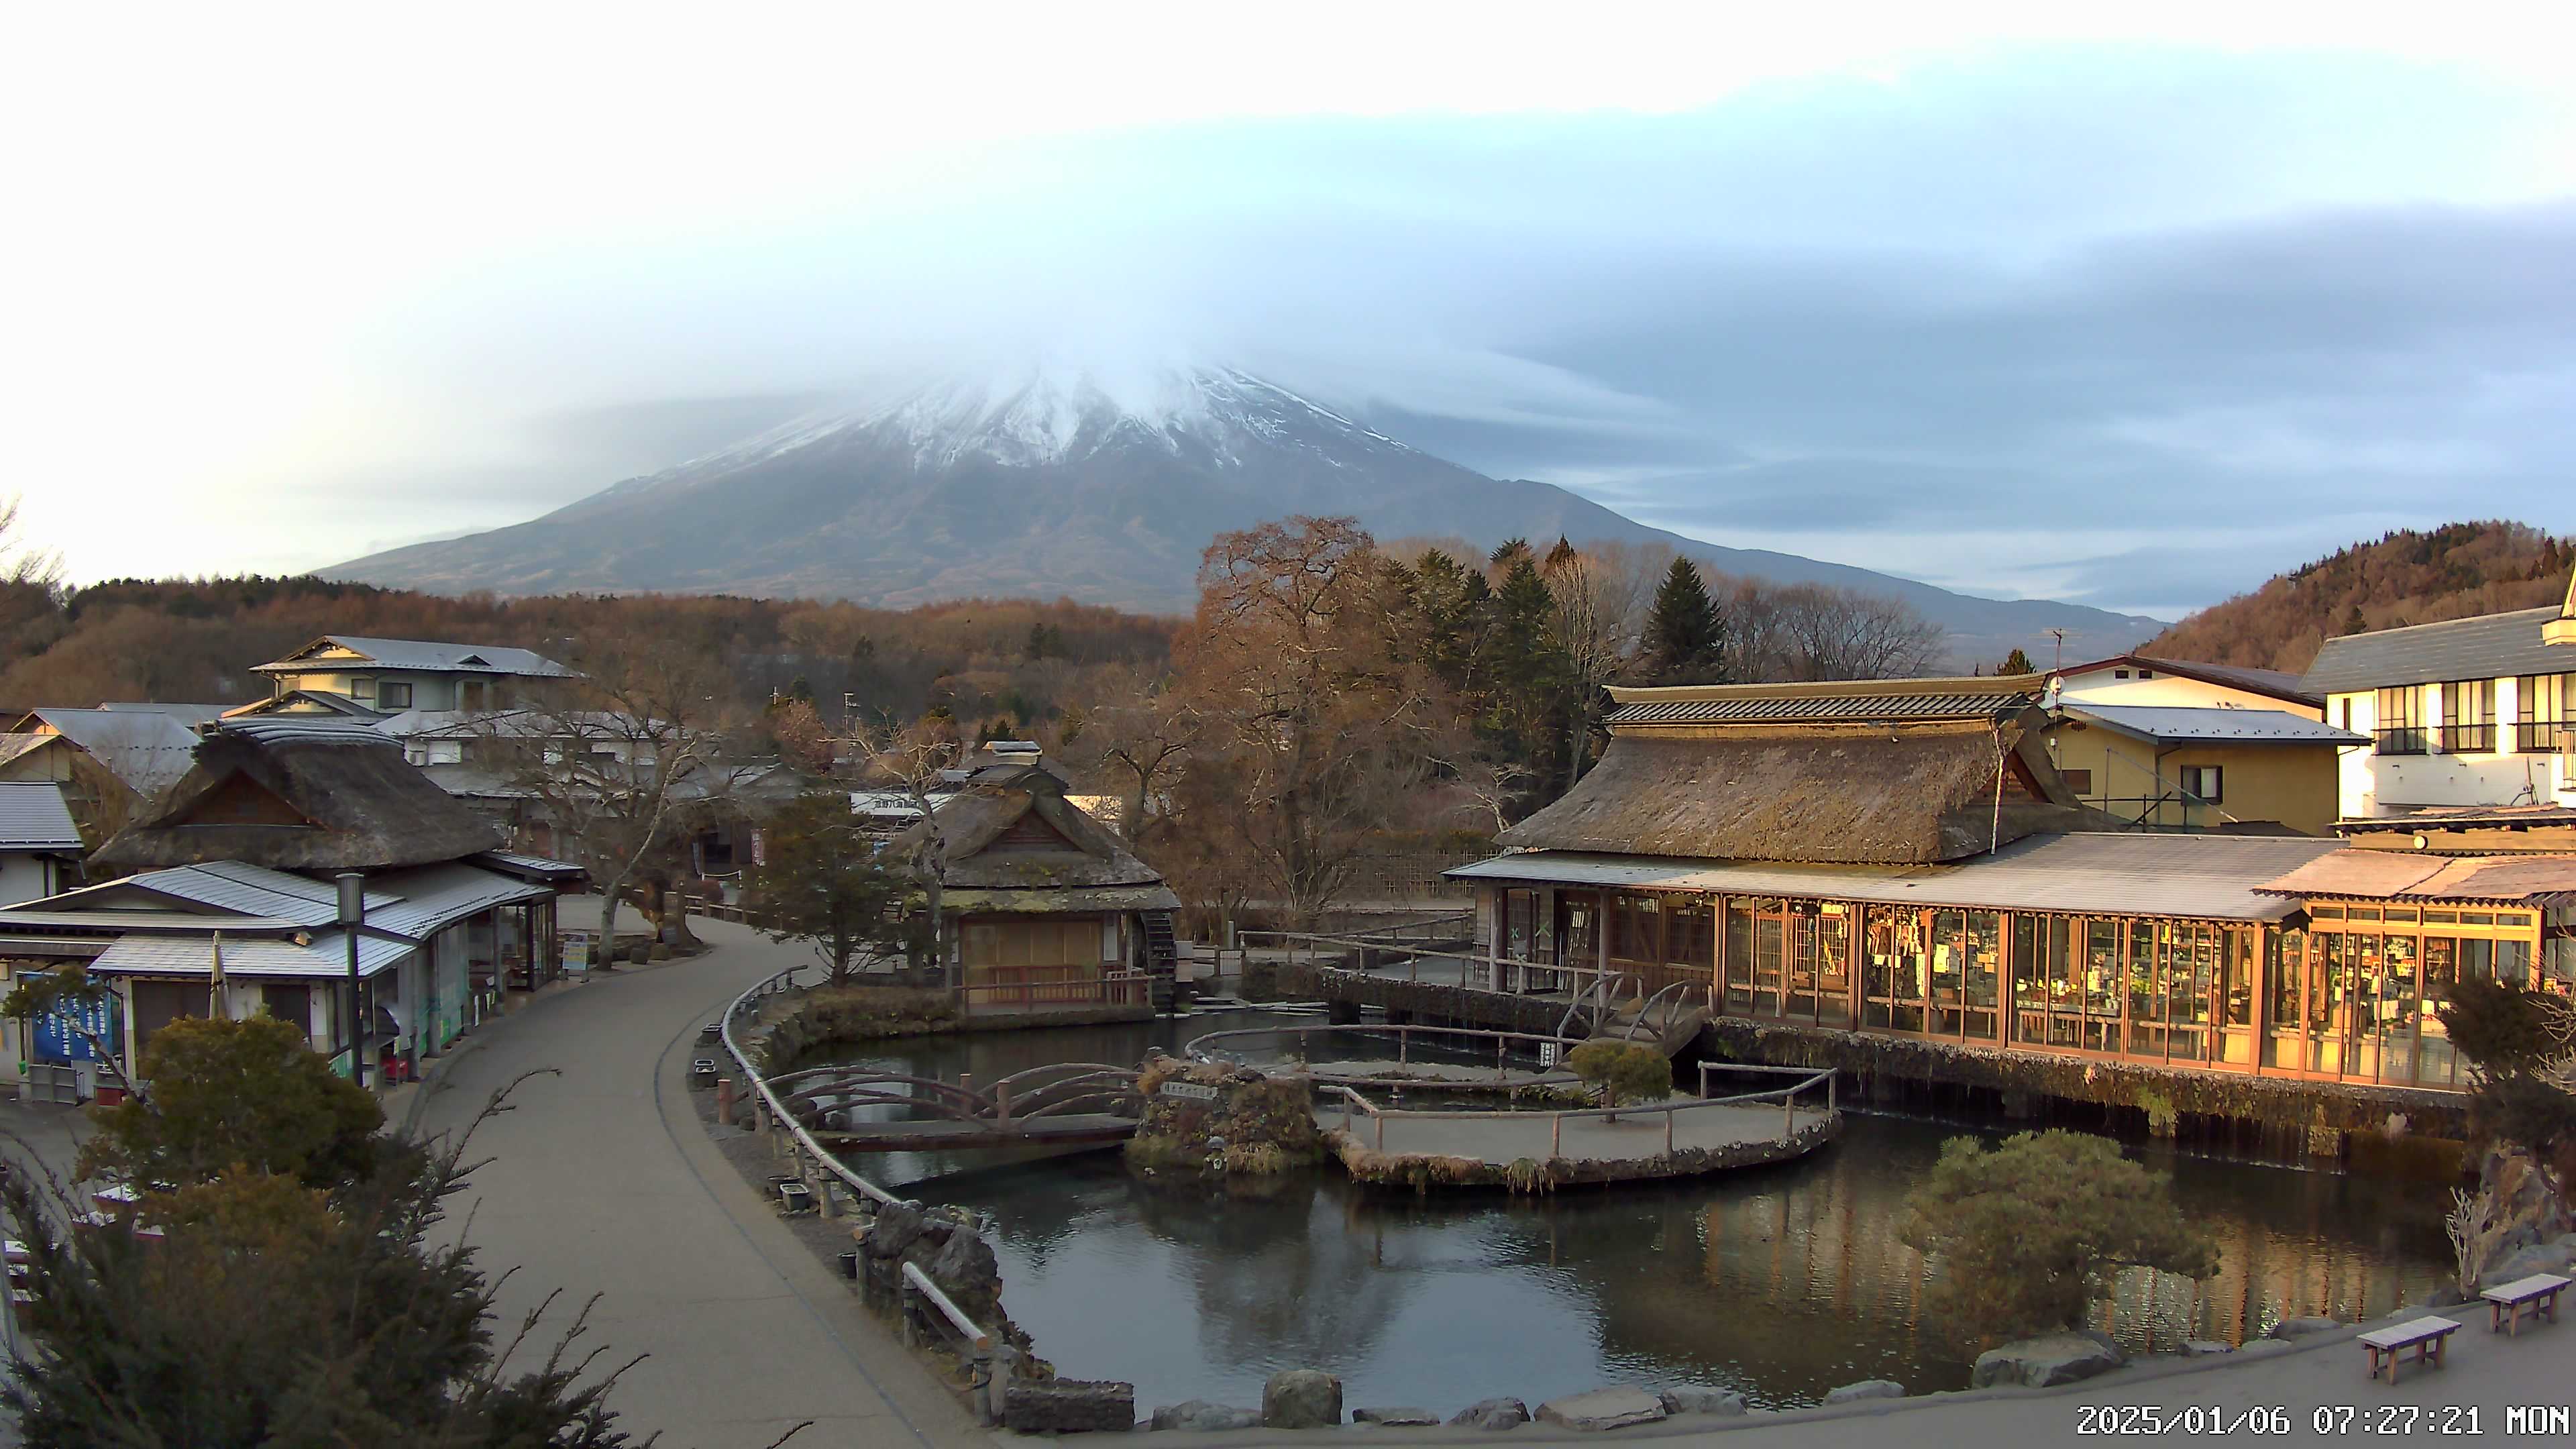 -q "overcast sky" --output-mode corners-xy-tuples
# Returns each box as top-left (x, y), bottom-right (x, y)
(7, 3), (2572, 617)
